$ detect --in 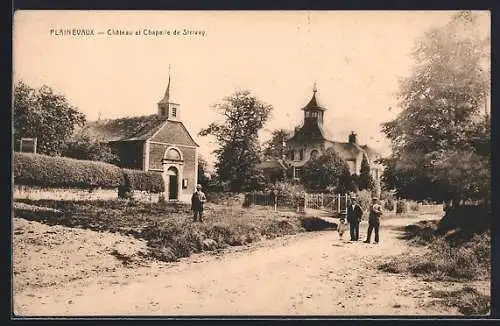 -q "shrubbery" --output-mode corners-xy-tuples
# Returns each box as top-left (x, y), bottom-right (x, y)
(14, 152), (165, 193)
(355, 189), (373, 211)
(122, 169), (165, 193)
(272, 182), (306, 208)
(396, 200), (408, 214)
(383, 198), (395, 212)
(409, 201), (420, 211)
(13, 152), (123, 189)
